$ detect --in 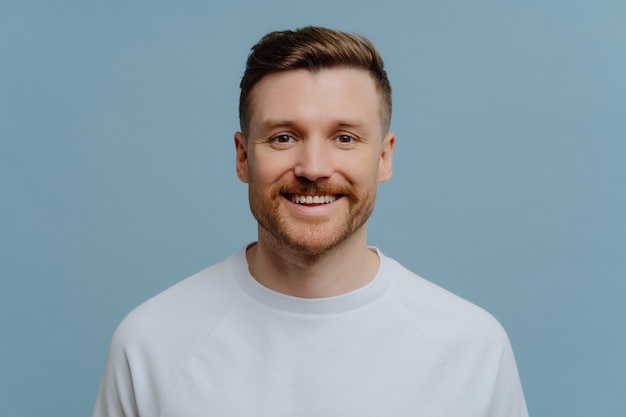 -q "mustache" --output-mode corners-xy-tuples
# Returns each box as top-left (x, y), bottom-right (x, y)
(277, 179), (353, 197)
